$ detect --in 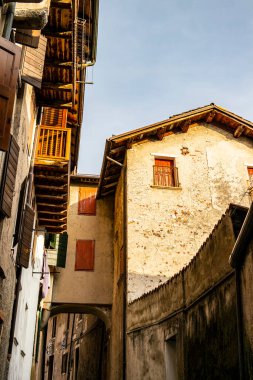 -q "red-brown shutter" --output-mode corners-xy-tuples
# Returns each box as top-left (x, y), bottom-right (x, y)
(0, 37), (21, 151)
(75, 240), (95, 271)
(41, 108), (68, 128)
(0, 135), (20, 217)
(20, 35), (47, 89)
(78, 187), (97, 215)
(17, 204), (35, 268)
